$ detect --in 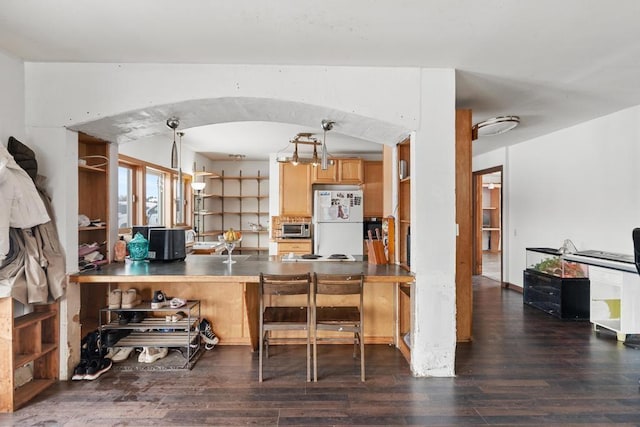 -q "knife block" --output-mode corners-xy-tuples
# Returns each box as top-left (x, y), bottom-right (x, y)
(367, 240), (387, 264)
